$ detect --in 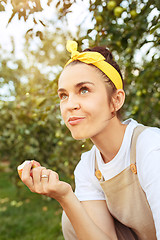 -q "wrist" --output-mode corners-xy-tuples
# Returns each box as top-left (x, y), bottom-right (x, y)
(58, 189), (75, 207)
